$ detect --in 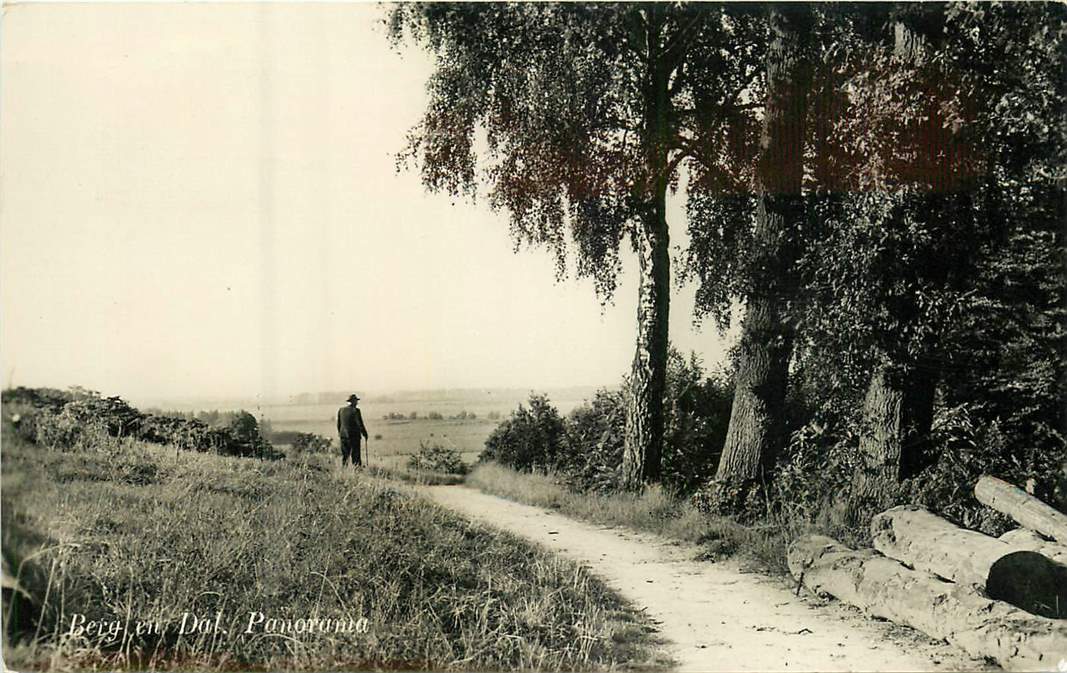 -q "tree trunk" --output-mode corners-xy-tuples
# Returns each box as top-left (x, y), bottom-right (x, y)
(622, 10), (671, 489)
(622, 199), (670, 488)
(789, 535), (1067, 671)
(976, 475), (1067, 543)
(871, 505), (1067, 618)
(854, 15), (945, 497)
(716, 5), (810, 485)
(855, 361), (937, 498)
